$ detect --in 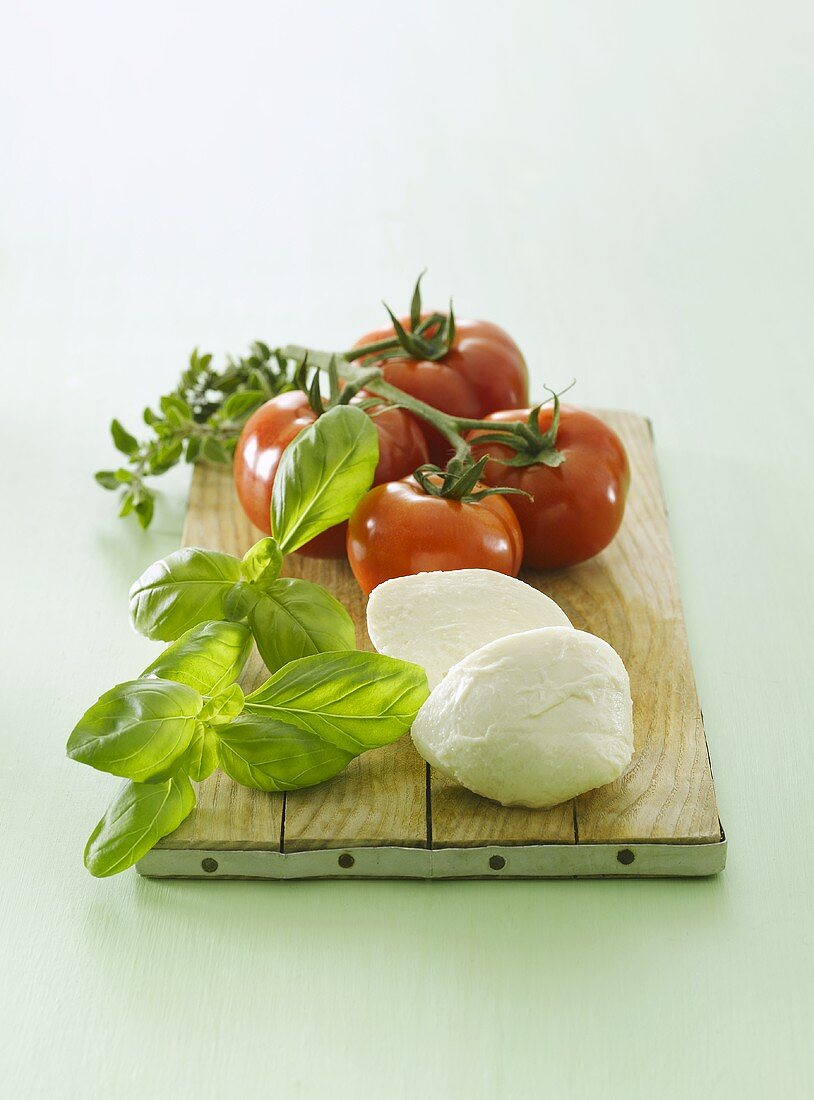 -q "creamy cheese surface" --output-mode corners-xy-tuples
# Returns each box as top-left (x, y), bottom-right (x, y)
(411, 626), (634, 808)
(366, 569), (572, 689)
